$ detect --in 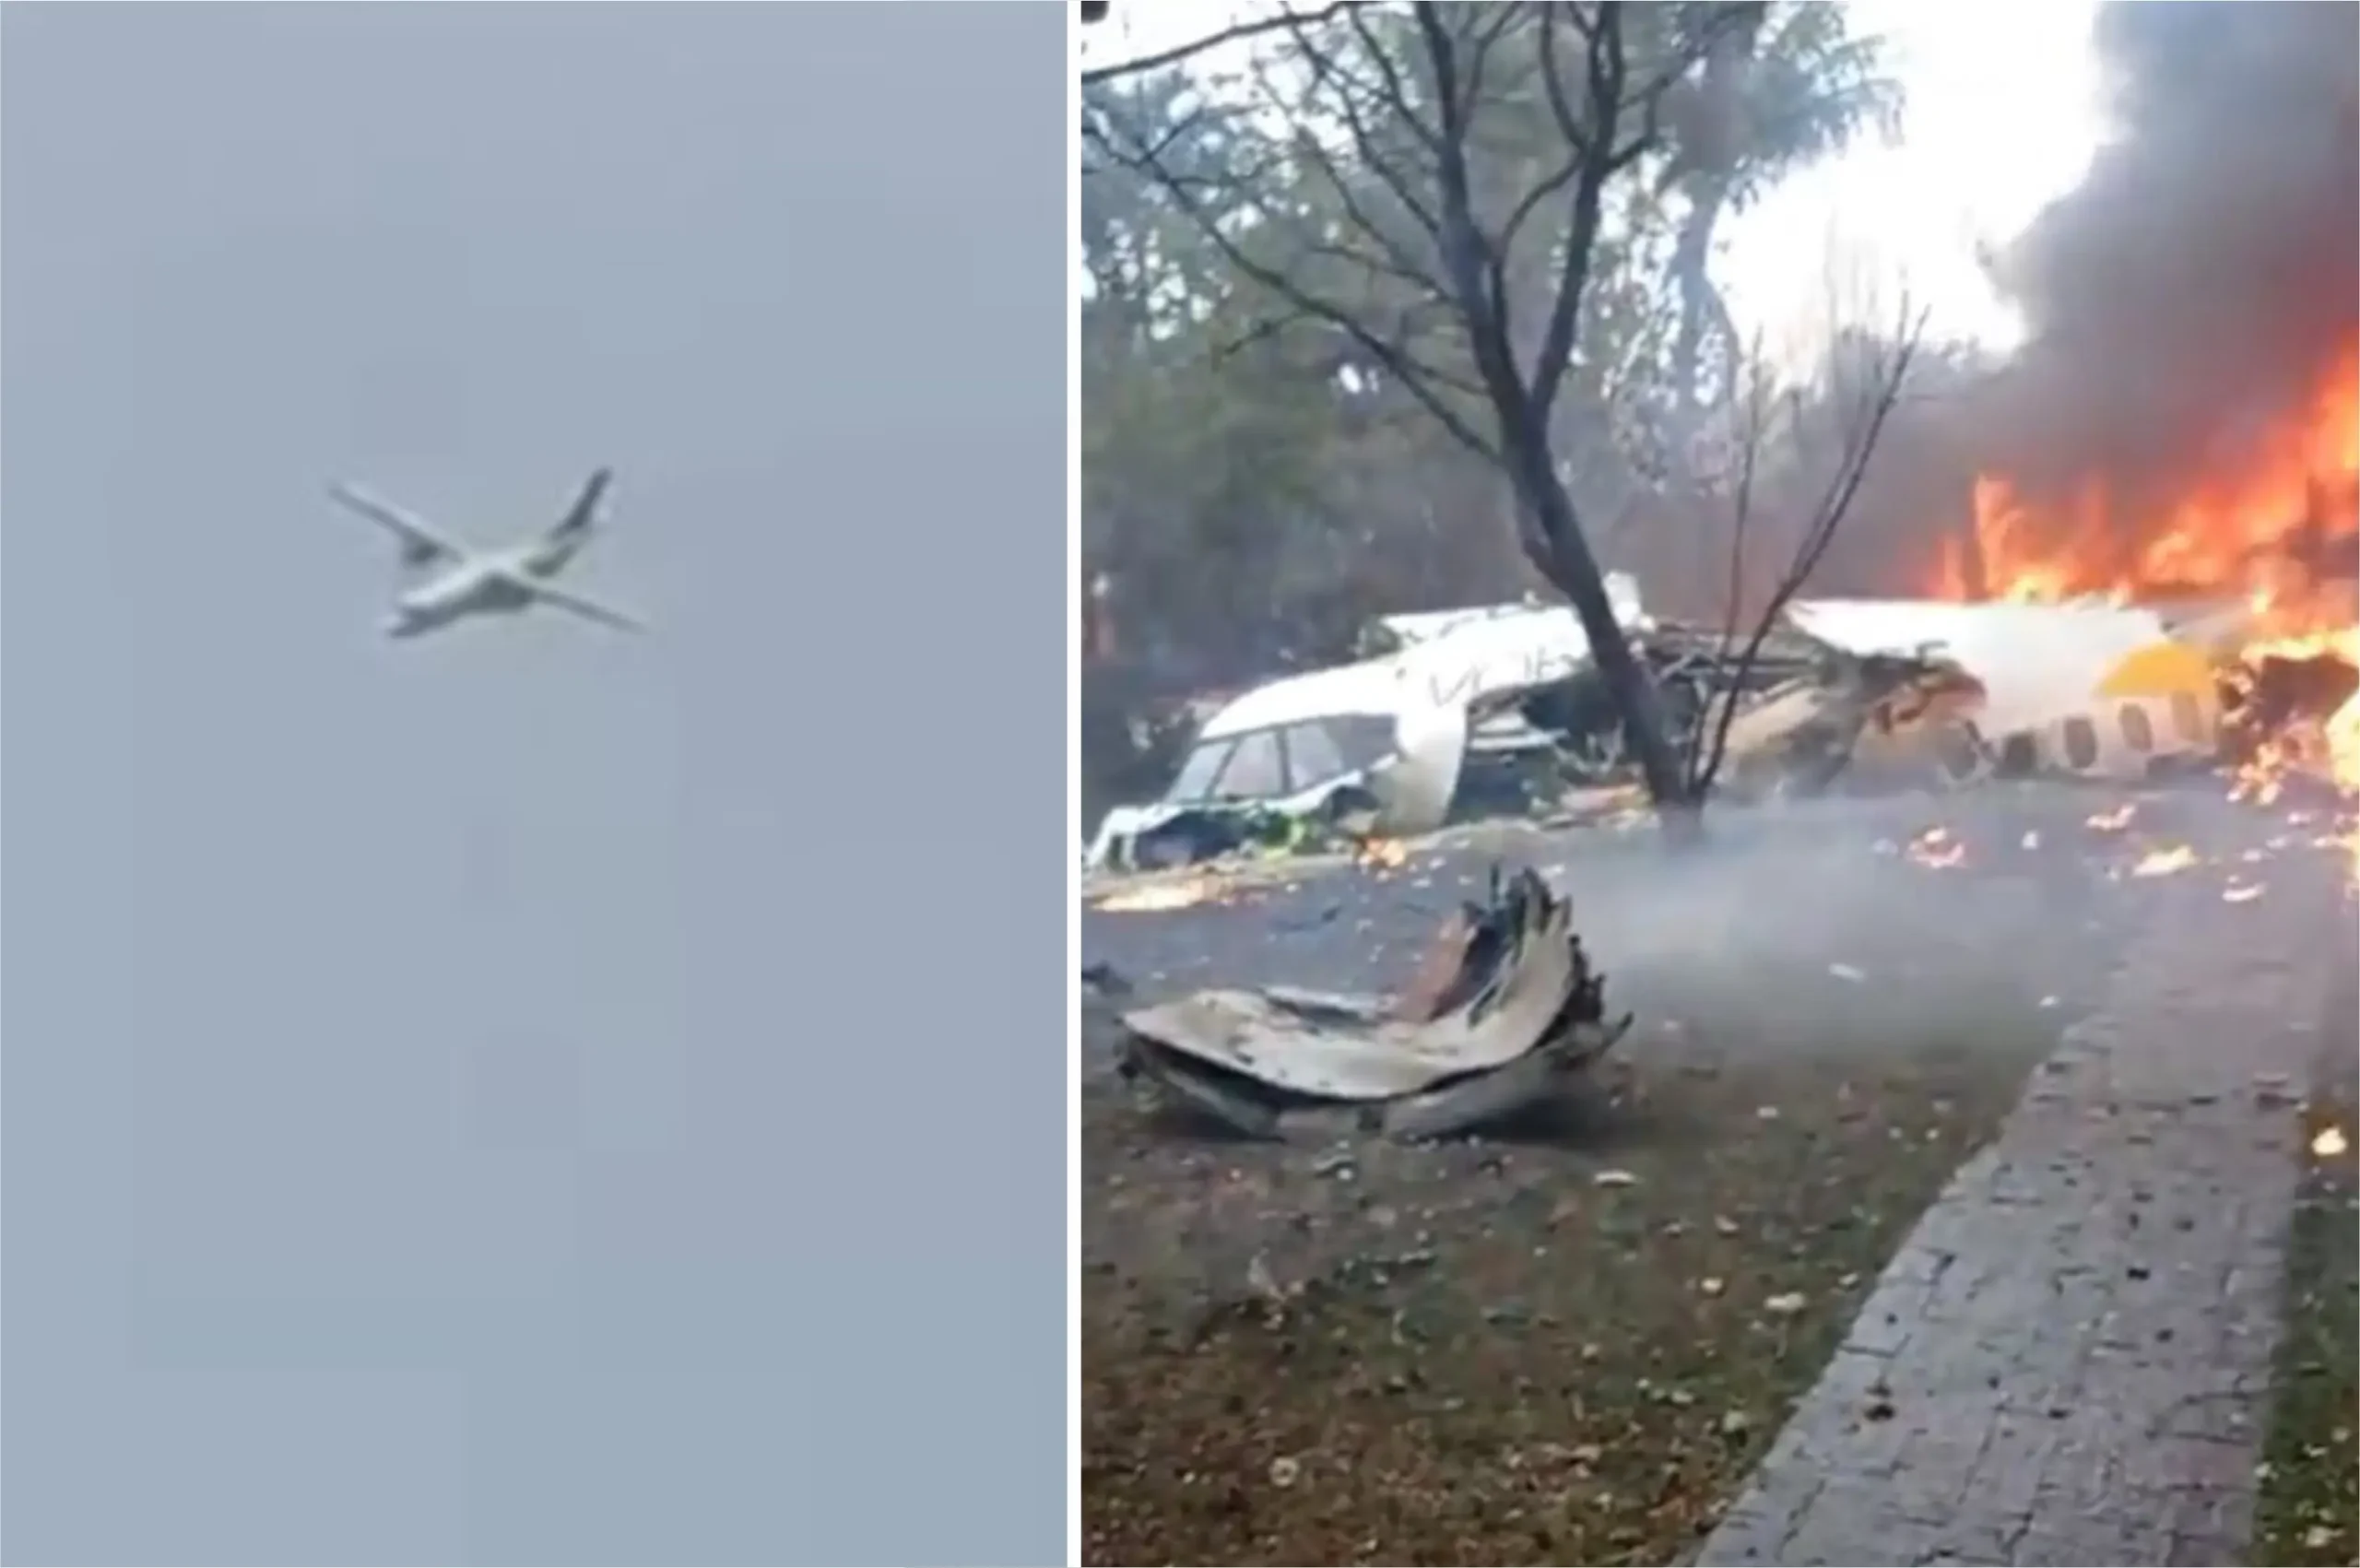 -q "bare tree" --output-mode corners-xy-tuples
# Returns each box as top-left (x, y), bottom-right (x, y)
(1681, 290), (1930, 798)
(1086, 1), (1768, 835)
(1080, 5), (1358, 85)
